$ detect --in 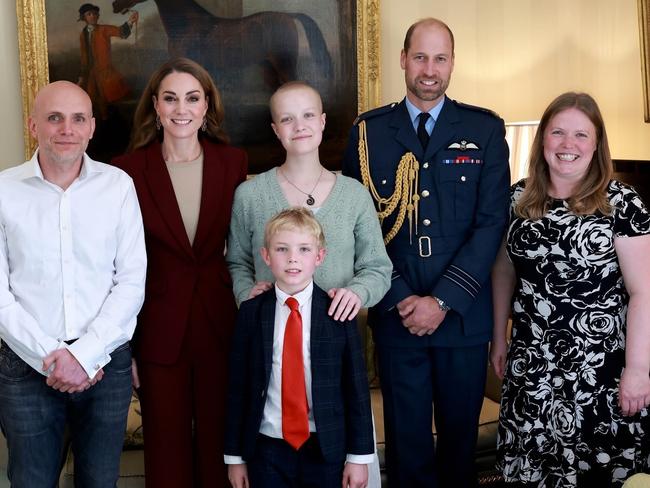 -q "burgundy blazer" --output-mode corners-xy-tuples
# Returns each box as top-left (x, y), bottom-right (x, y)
(113, 139), (248, 364)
